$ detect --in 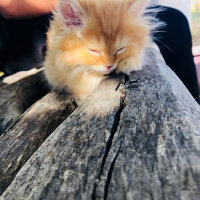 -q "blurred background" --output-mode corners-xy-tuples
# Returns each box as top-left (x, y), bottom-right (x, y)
(0, 0), (200, 86)
(157, 0), (200, 46)
(191, 0), (200, 46)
